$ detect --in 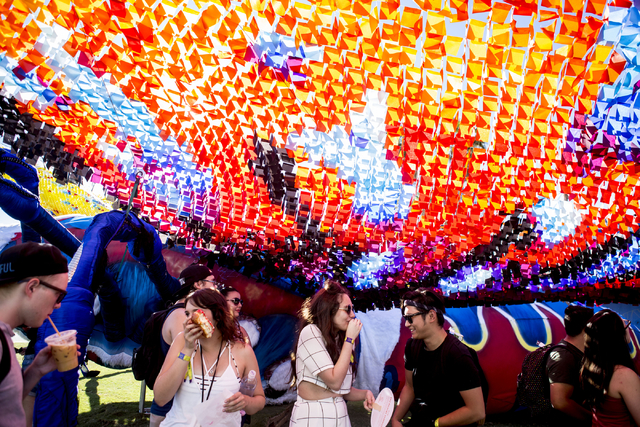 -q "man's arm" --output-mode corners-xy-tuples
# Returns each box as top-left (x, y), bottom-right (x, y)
(23, 367), (44, 399)
(22, 346), (64, 399)
(549, 383), (591, 421)
(546, 346), (590, 422)
(391, 369), (415, 427)
(437, 386), (485, 427)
